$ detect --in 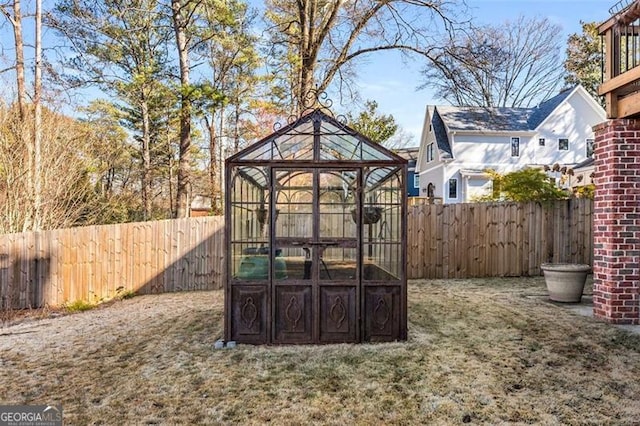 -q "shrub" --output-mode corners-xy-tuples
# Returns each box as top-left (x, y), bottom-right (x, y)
(64, 300), (96, 313)
(483, 168), (568, 202)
